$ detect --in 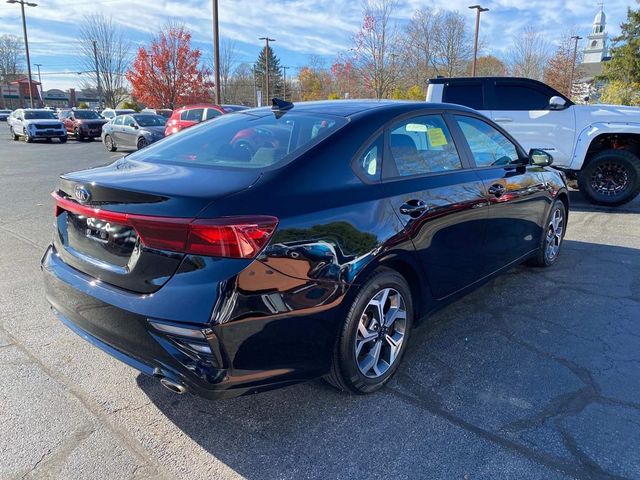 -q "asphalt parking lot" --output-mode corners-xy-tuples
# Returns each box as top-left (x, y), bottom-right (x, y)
(1, 133), (639, 480)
